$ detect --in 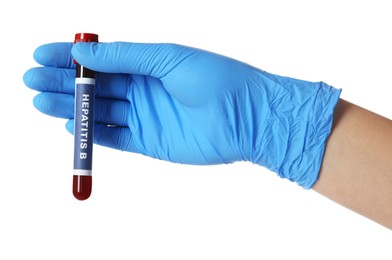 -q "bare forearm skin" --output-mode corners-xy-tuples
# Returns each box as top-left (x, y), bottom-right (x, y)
(313, 99), (392, 230)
